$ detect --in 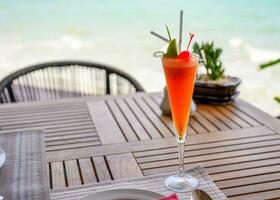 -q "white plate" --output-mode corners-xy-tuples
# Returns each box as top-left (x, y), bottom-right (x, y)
(80, 189), (165, 200)
(0, 148), (6, 168)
